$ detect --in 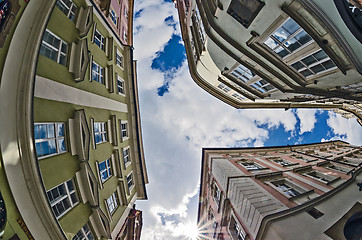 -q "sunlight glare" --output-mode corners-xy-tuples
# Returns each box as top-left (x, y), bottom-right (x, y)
(183, 223), (200, 240)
